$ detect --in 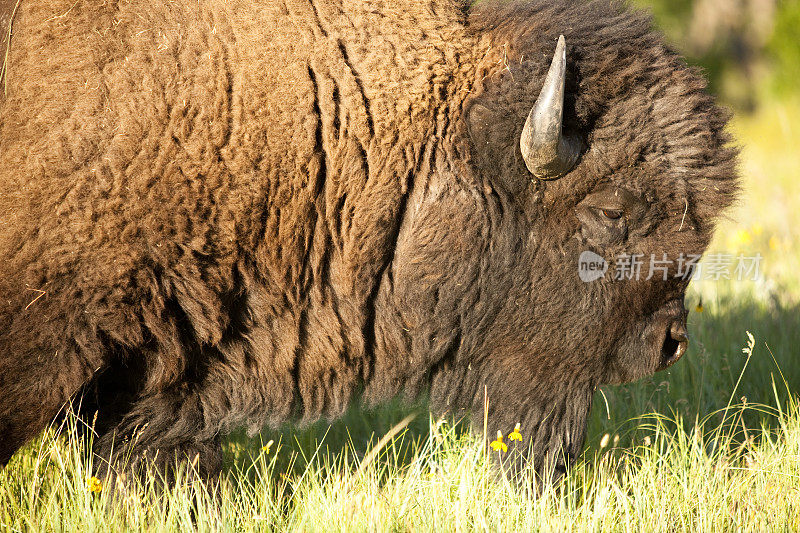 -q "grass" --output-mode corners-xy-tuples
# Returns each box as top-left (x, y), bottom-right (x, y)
(2, 100), (799, 531)
(3, 376), (800, 530)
